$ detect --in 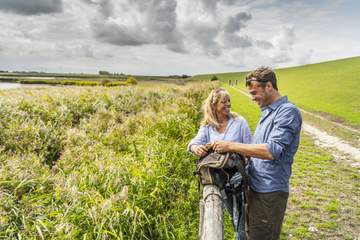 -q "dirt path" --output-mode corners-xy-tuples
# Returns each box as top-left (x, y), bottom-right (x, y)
(230, 86), (360, 167)
(303, 123), (360, 164)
